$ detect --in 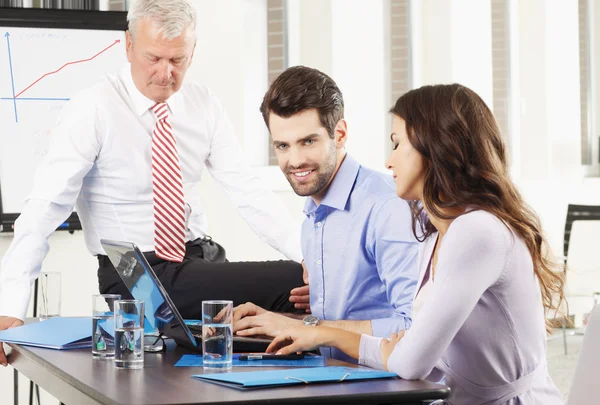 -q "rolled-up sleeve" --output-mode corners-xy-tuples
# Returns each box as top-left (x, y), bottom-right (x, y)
(369, 198), (419, 337)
